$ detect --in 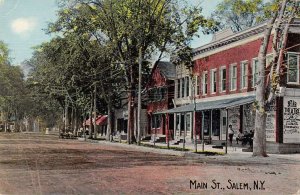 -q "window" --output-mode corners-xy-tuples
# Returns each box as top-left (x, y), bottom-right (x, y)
(196, 75), (200, 95)
(211, 69), (217, 93)
(117, 119), (125, 131)
(151, 115), (161, 129)
(287, 53), (299, 83)
(180, 114), (185, 130)
(252, 58), (259, 87)
(230, 64), (237, 91)
(181, 78), (184, 97)
(186, 113), (191, 131)
(241, 61), (248, 89)
(186, 76), (189, 97)
(202, 72), (208, 95)
(176, 114), (180, 131)
(220, 67), (226, 92)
